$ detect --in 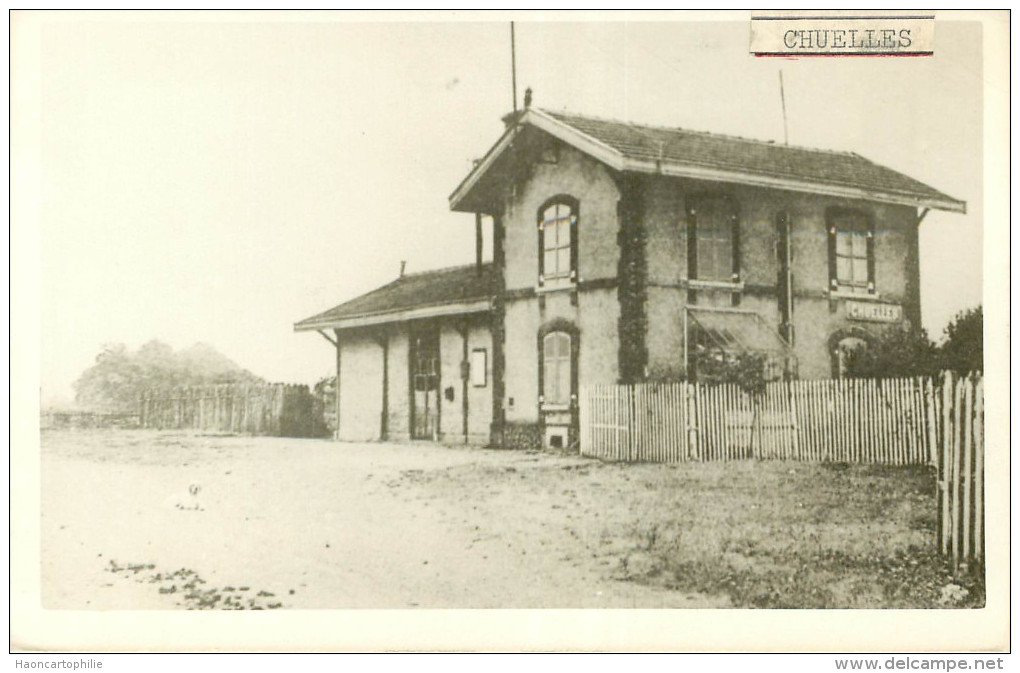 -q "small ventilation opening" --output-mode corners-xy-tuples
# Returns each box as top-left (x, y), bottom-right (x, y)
(545, 426), (568, 450)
